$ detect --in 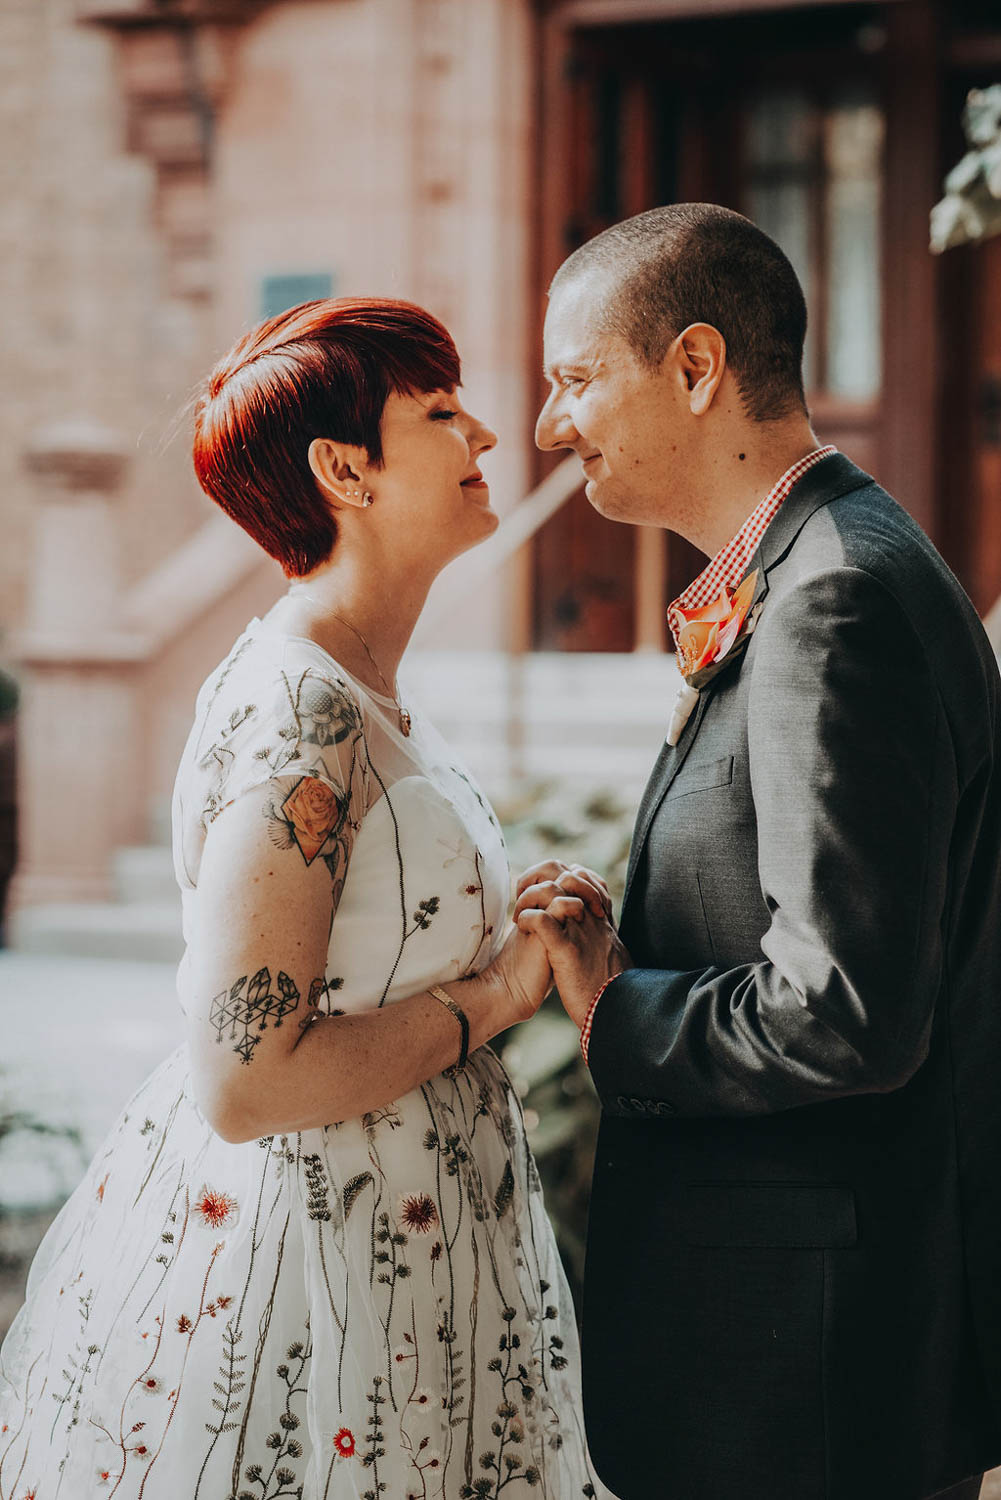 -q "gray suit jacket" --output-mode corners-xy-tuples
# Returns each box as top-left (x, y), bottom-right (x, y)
(582, 454), (1001, 1500)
